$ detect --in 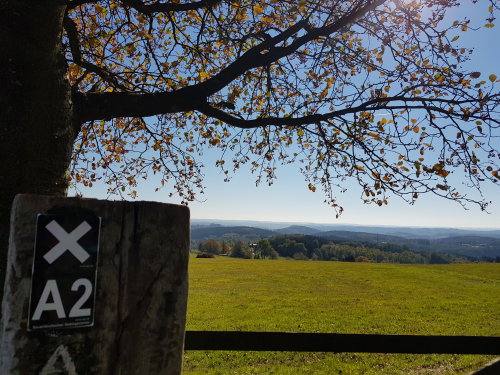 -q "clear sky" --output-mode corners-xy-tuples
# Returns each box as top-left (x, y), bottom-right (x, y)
(71, 1), (500, 229)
